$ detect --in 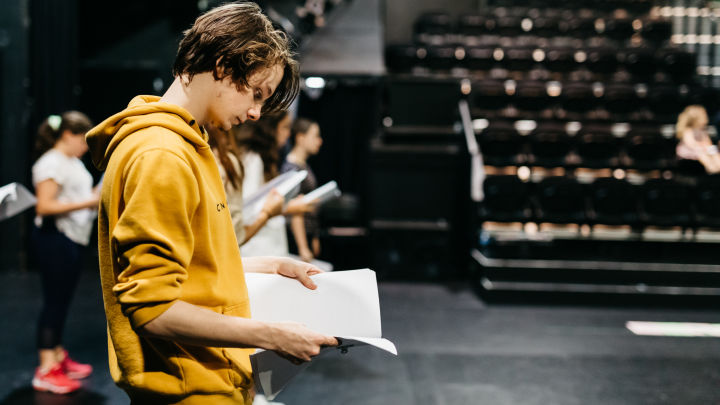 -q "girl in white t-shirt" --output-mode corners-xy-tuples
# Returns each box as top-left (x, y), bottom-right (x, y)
(30, 112), (99, 394)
